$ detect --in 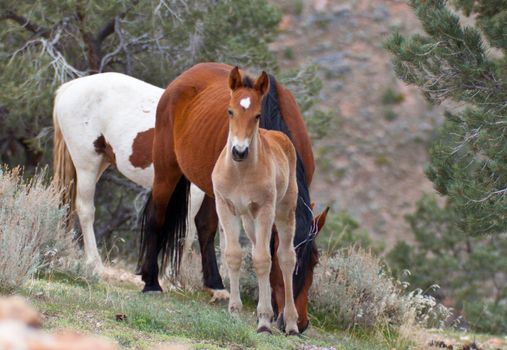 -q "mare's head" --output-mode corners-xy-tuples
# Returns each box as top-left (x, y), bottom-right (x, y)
(227, 67), (269, 162)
